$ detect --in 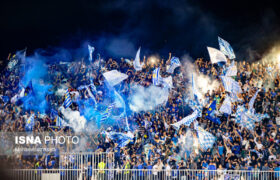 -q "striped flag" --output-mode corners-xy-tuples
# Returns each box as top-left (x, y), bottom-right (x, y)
(218, 37), (236, 59)
(25, 114), (35, 131)
(63, 89), (72, 108)
(101, 103), (115, 122)
(56, 116), (66, 127)
(167, 57), (181, 73)
(152, 68), (161, 85)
